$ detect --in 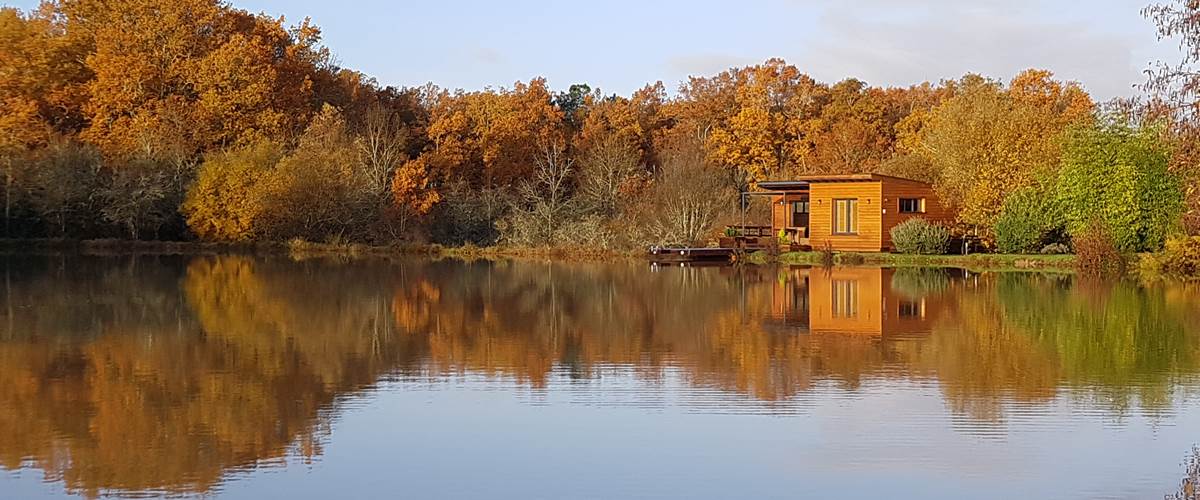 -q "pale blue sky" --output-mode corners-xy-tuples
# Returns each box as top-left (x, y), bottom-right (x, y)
(4, 0), (1184, 100)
